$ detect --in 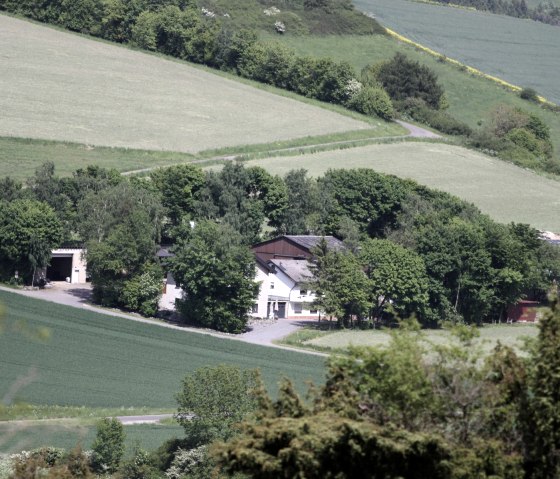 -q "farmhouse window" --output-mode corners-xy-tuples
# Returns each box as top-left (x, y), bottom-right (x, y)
(294, 302), (303, 314)
(252, 304), (259, 314)
(270, 281), (275, 290)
